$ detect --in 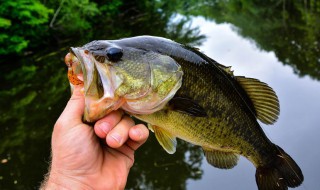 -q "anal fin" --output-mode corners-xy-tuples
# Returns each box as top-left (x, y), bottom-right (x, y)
(151, 125), (177, 154)
(203, 148), (239, 169)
